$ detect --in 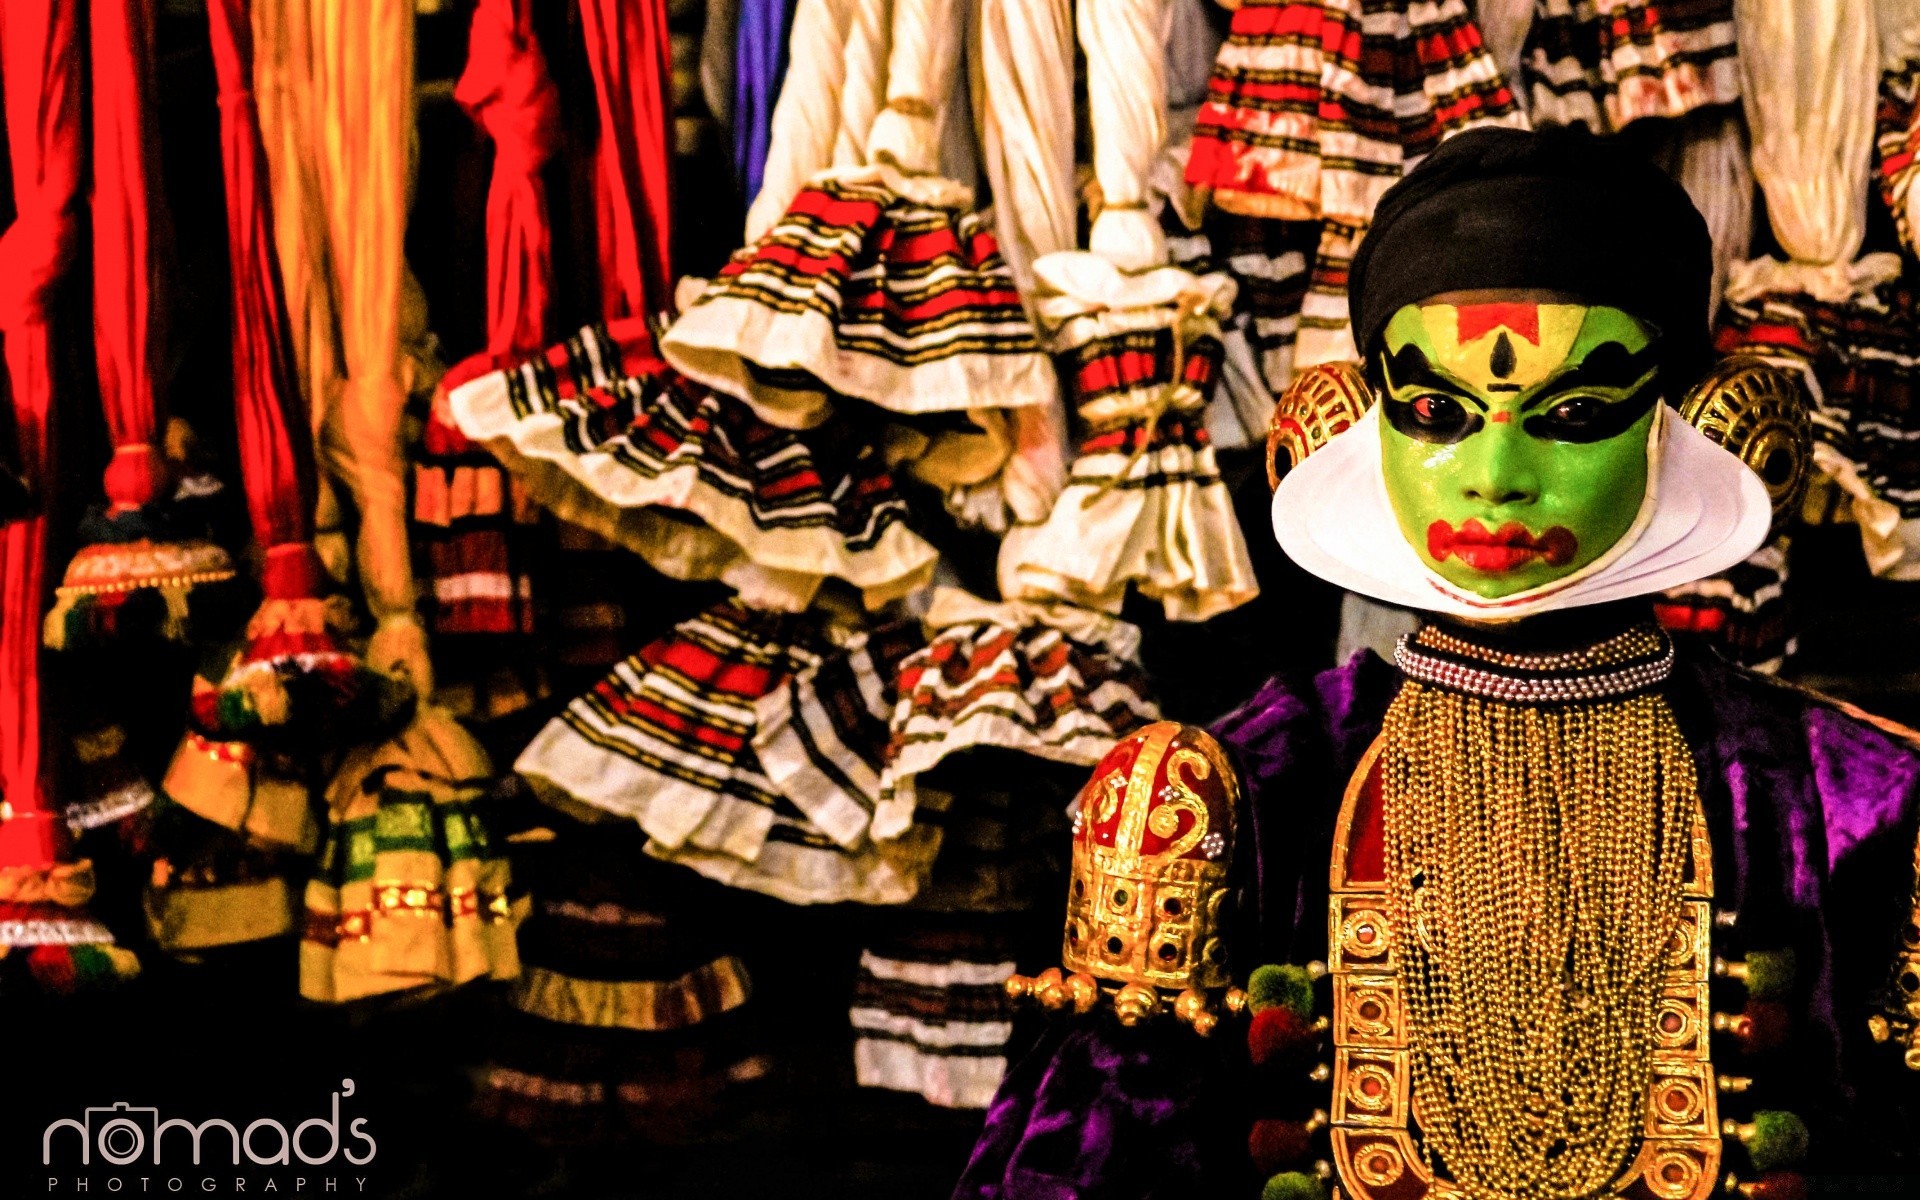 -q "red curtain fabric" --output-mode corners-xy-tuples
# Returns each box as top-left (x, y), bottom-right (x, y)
(207, 0), (318, 572)
(0, 0), (83, 866)
(579, 0), (675, 321)
(455, 0), (560, 361)
(89, 0), (166, 511)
